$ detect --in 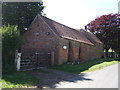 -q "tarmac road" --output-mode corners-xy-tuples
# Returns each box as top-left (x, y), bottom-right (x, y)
(55, 63), (119, 88)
